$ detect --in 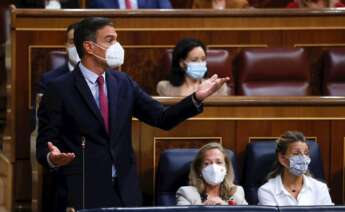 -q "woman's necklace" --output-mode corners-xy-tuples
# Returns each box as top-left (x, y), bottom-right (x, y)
(286, 184), (301, 193)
